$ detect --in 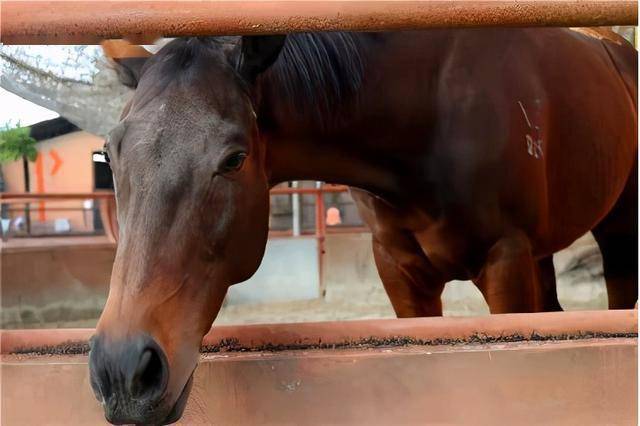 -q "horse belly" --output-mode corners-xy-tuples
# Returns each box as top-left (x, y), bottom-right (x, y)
(542, 61), (636, 250)
(493, 31), (637, 254)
